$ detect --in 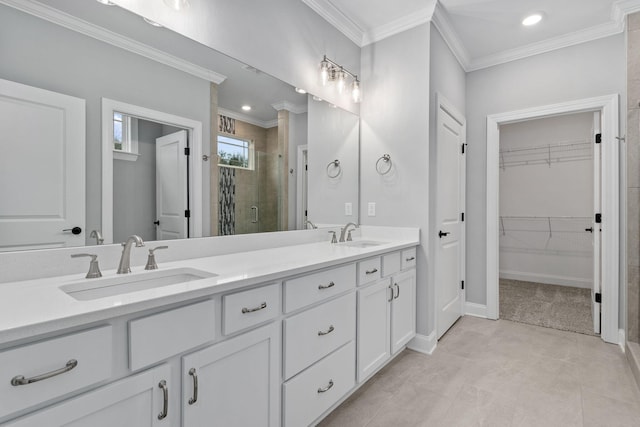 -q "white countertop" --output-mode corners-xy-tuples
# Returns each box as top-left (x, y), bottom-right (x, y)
(0, 230), (418, 345)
